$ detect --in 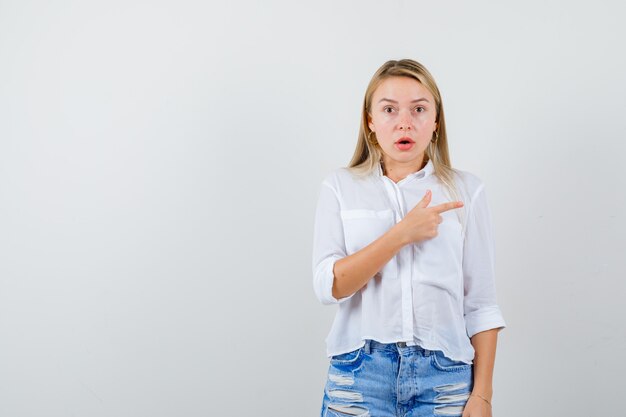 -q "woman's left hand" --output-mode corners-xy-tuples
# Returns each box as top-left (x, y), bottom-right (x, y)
(461, 395), (492, 417)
